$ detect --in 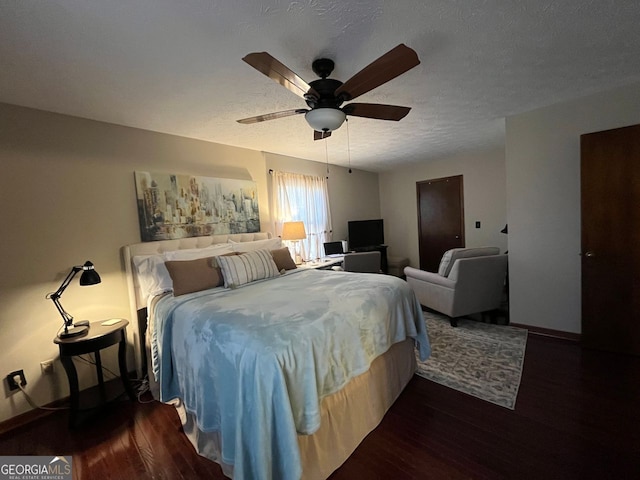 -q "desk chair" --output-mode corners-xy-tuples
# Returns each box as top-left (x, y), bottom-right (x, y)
(343, 251), (381, 273)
